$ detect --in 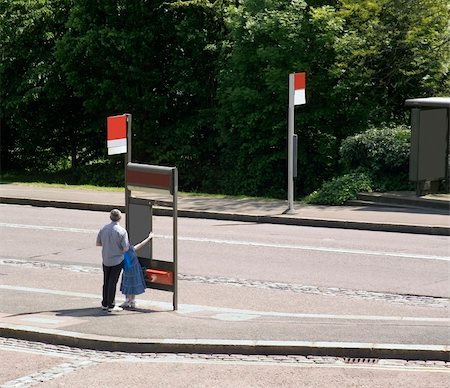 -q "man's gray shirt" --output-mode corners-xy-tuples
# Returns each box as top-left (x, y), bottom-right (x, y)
(96, 222), (130, 267)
